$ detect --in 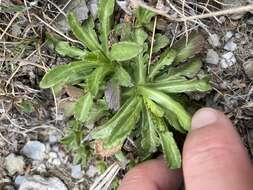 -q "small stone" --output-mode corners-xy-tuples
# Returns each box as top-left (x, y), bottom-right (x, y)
(48, 130), (62, 144)
(224, 31), (234, 42)
(5, 154), (25, 175)
(36, 163), (47, 173)
(21, 141), (46, 161)
(247, 16), (253, 25)
(220, 52), (237, 68)
(205, 49), (219, 65)
(243, 59), (253, 79)
(208, 34), (221, 48)
(71, 165), (83, 179)
(52, 159), (61, 166)
(18, 175), (68, 190)
(15, 175), (26, 187)
(86, 165), (99, 178)
(88, 0), (98, 19)
(224, 40), (237, 51)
